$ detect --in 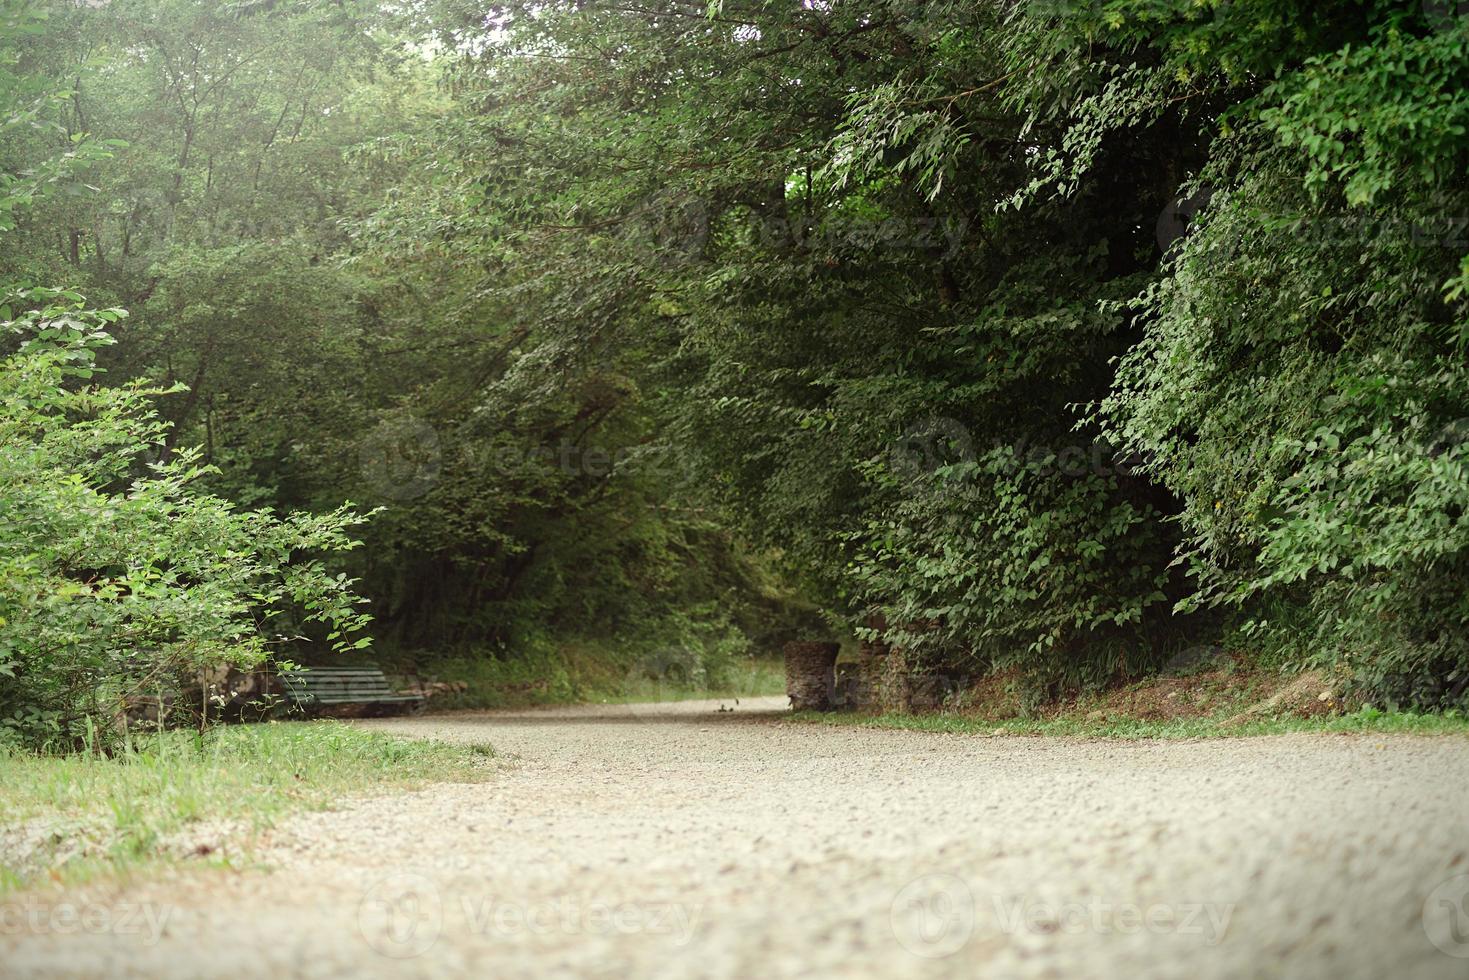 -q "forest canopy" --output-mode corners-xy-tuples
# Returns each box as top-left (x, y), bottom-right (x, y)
(2, 0), (1467, 748)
